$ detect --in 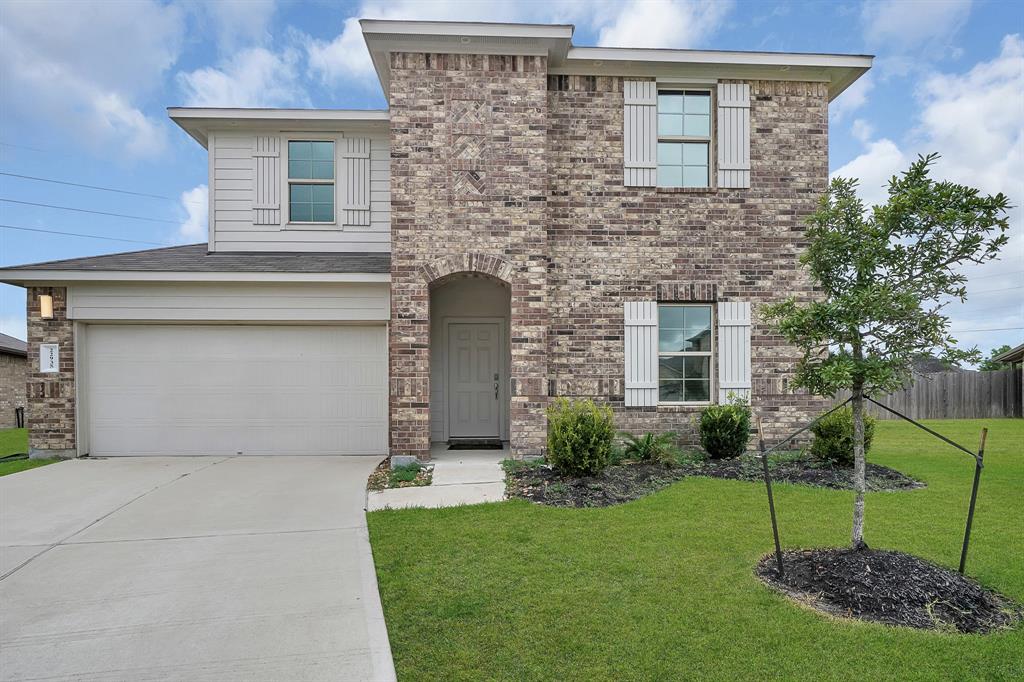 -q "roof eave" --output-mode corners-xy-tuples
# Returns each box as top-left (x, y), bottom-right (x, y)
(168, 108), (391, 148)
(992, 342), (1024, 364)
(0, 271), (391, 285)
